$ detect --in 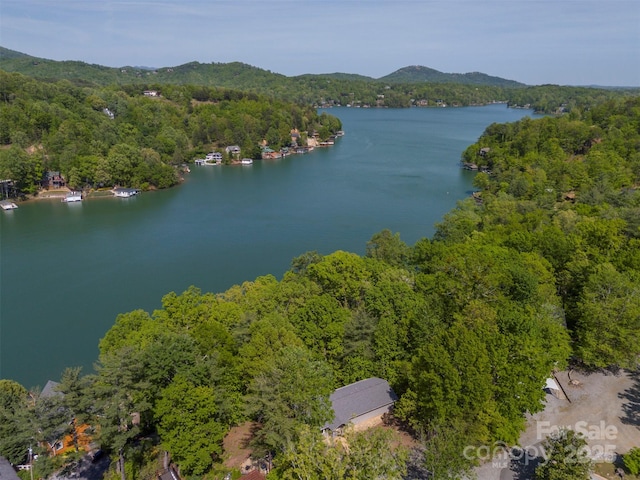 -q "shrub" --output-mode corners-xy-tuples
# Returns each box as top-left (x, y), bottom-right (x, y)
(623, 447), (640, 476)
